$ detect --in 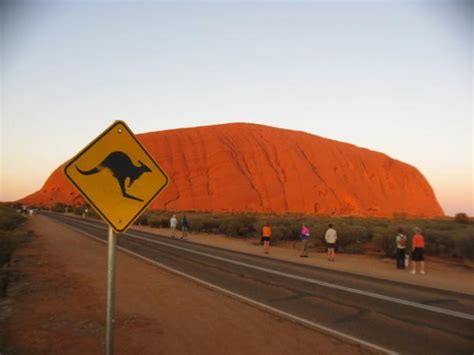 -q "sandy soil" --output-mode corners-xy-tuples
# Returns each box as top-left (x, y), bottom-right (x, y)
(133, 224), (474, 296)
(0, 215), (377, 355)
